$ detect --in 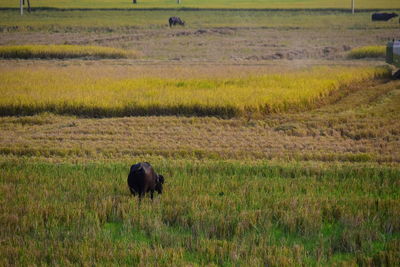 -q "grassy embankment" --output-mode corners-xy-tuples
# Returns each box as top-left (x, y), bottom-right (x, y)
(1, 160), (399, 266)
(347, 46), (386, 59)
(0, 66), (391, 117)
(1, 0), (400, 9)
(0, 45), (139, 59)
